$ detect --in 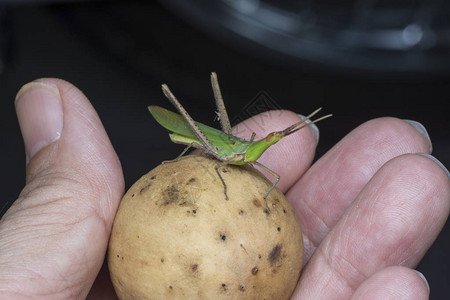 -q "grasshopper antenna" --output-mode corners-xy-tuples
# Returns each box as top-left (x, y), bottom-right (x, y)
(279, 108), (332, 137)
